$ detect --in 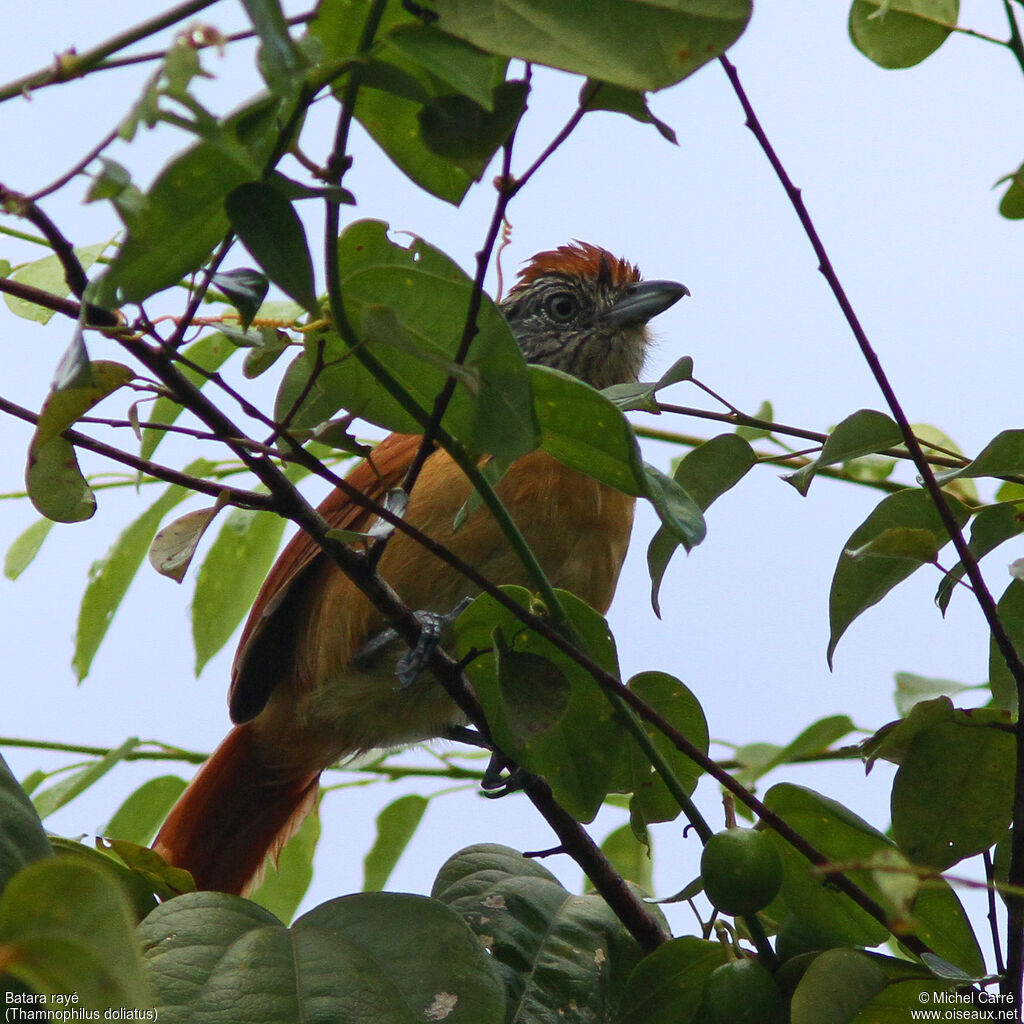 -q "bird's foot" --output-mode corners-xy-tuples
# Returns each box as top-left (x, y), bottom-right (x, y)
(352, 598), (473, 688)
(396, 597), (473, 688)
